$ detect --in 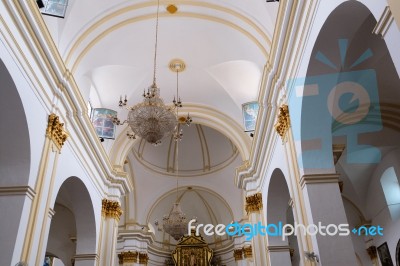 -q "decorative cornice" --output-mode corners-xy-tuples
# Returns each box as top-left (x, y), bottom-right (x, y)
(233, 249), (243, 261)
(118, 251), (138, 264)
(366, 246), (377, 260)
(46, 113), (68, 150)
(373, 6), (394, 38)
(266, 245), (292, 252)
(102, 199), (122, 221)
(245, 193), (263, 214)
(0, 186), (36, 199)
(138, 252), (149, 264)
(274, 104), (290, 139)
(243, 246), (252, 259)
(73, 254), (99, 261)
(300, 173), (340, 188)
